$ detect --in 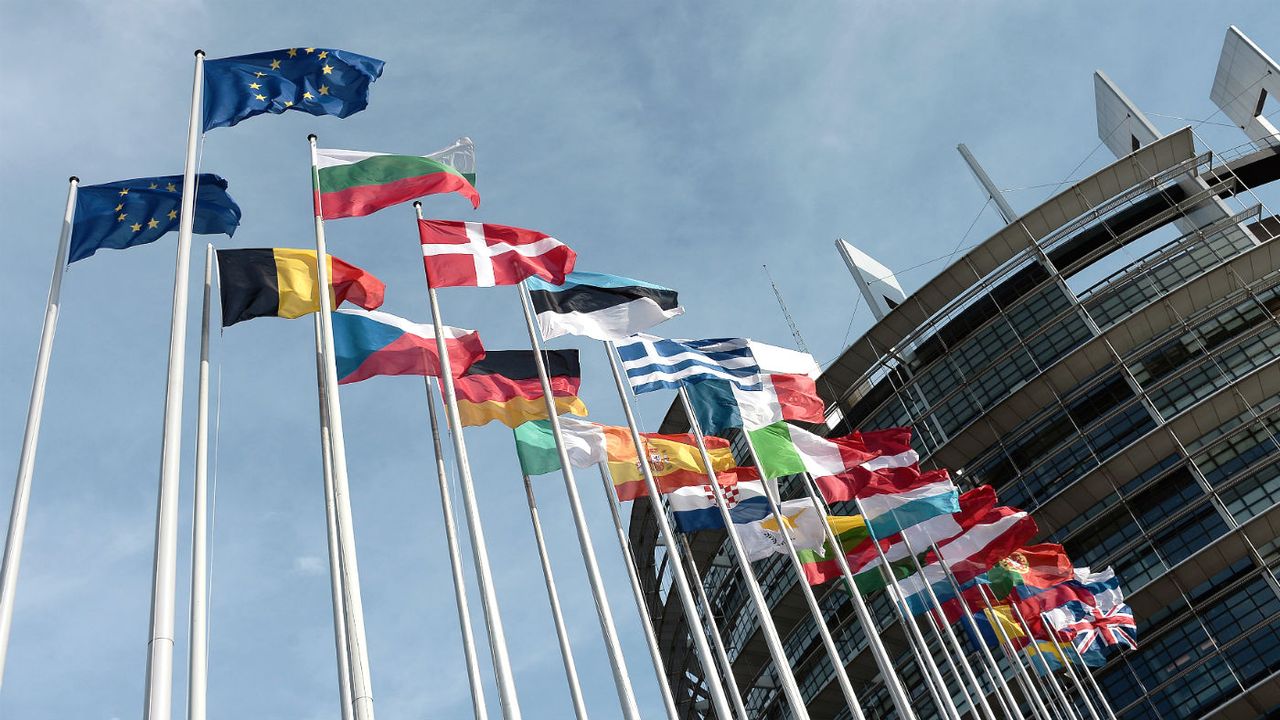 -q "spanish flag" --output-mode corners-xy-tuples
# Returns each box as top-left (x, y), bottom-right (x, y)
(453, 350), (587, 428)
(216, 248), (385, 327)
(608, 433), (750, 501)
